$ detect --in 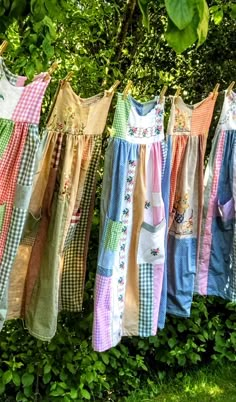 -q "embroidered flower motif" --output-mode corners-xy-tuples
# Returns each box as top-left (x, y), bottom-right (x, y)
(61, 174), (72, 197)
(0, 94), (4, 101)
(129, 160), (136, 167)
(124, 194), (131, 202)
(129, 127), (137, 136)
(123, 208), (129, 216)
(118, 277), (124, 285)
(118, 294), (123, 302)
(127, 175), (134, 184)
(120, 243), (125, 251)
(122, 225), (127, 234)
(120, 261), (125, 269)
(151, 248), (160, 256)
(145, 201), (151, 209)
